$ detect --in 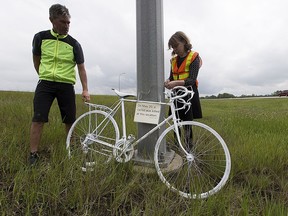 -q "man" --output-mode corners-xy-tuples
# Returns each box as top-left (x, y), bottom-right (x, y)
(29, 4), (90, 165)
